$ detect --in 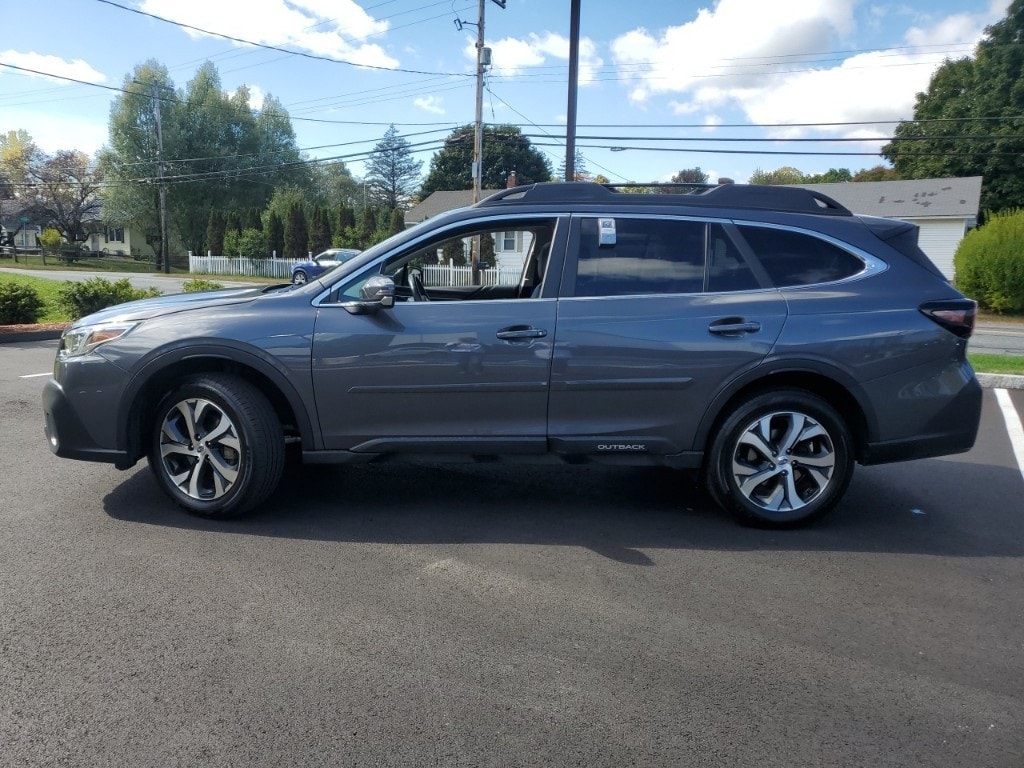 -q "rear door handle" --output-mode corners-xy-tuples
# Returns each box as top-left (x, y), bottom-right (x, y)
(496, 326), (547, 341)
(708, 319), (761, 336)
